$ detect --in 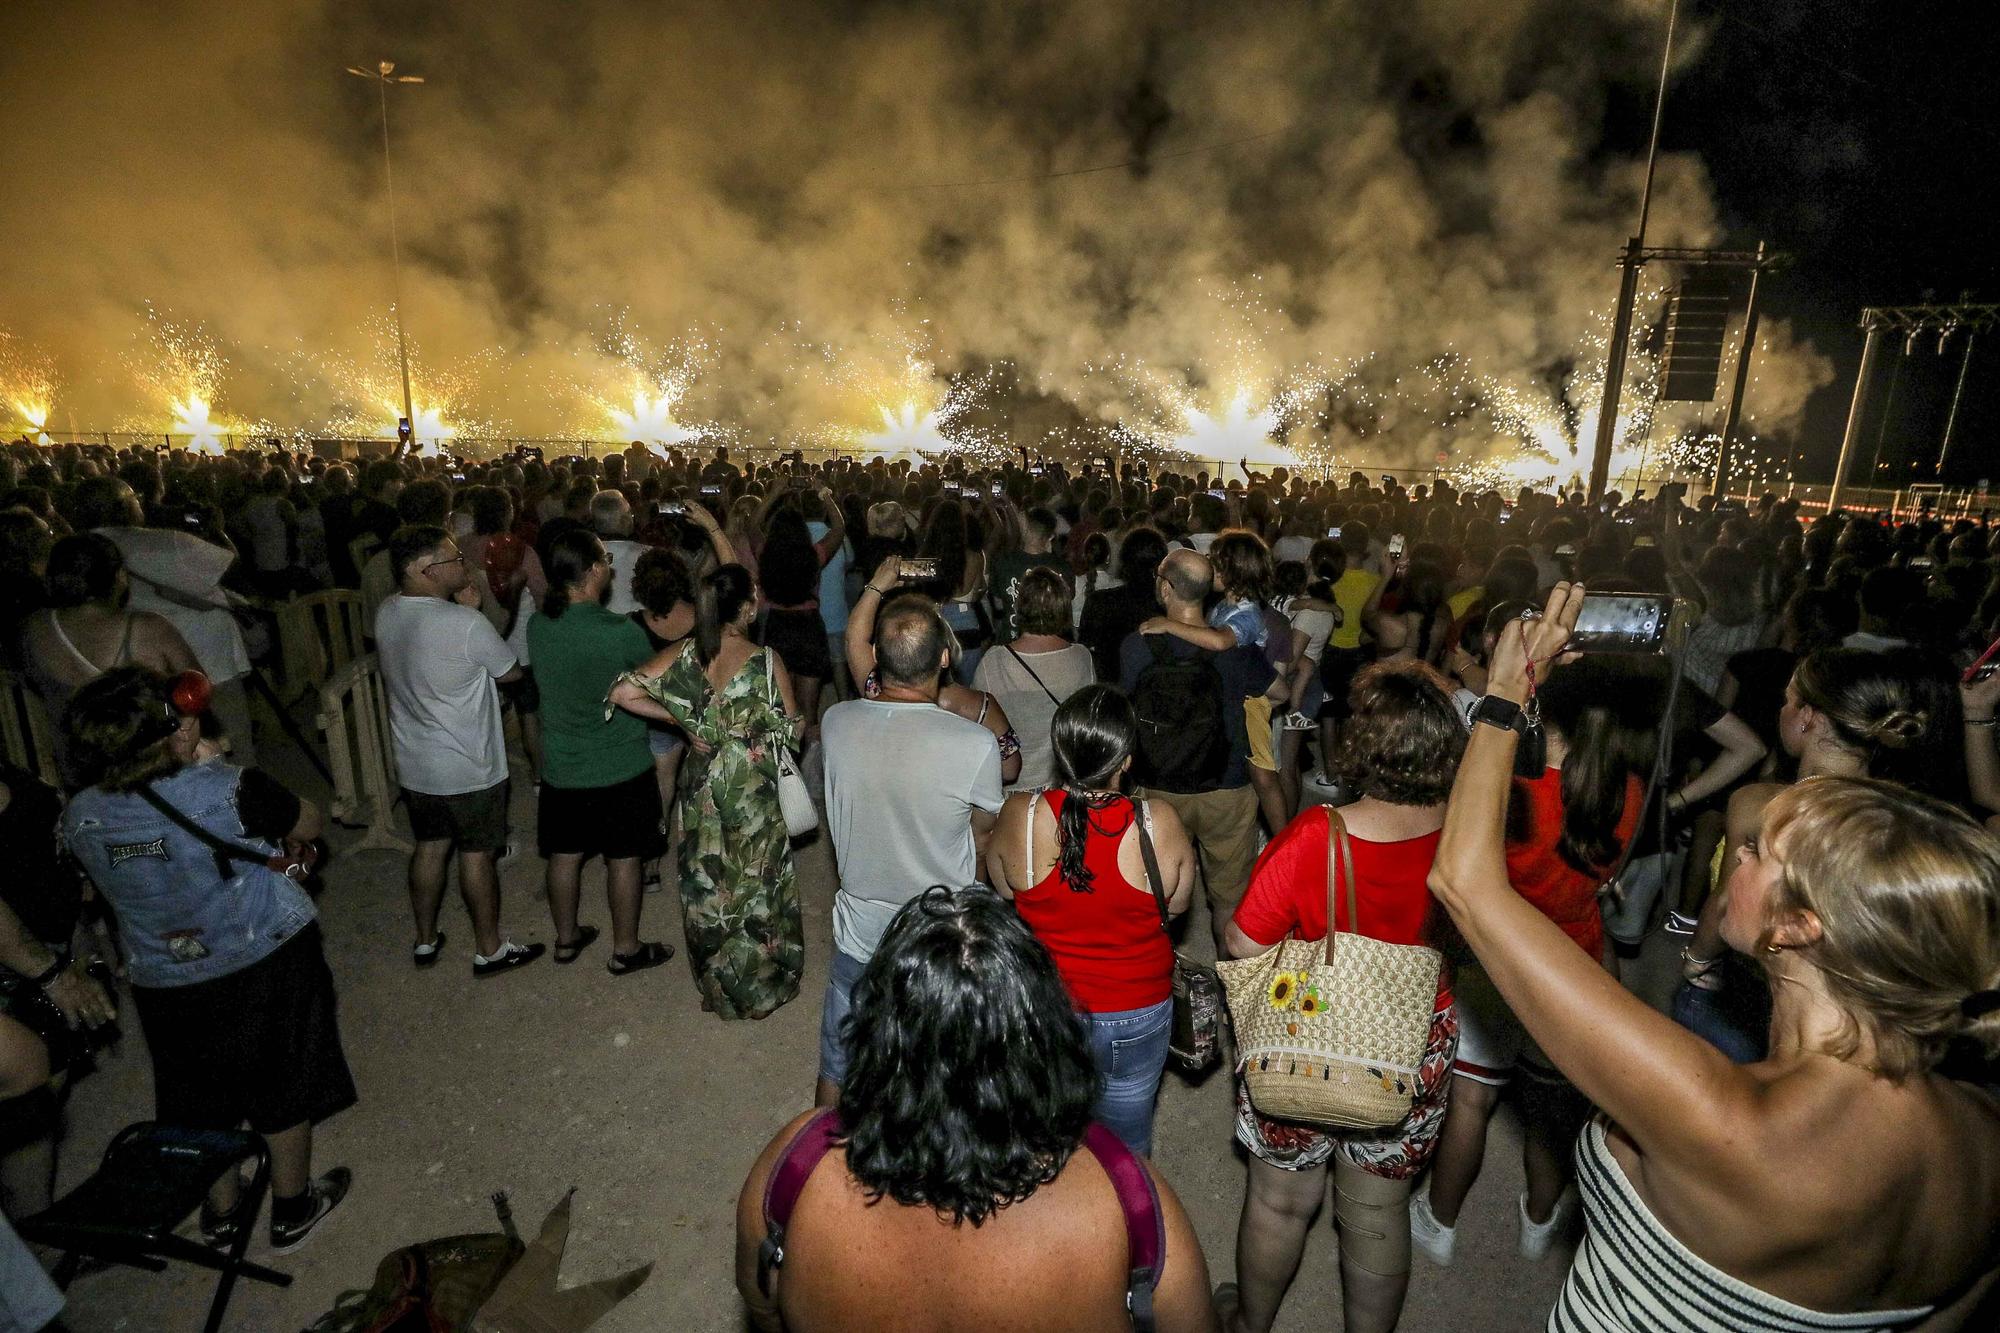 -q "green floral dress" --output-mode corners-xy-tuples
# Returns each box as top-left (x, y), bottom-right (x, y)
(634, 647), (803, 1019)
